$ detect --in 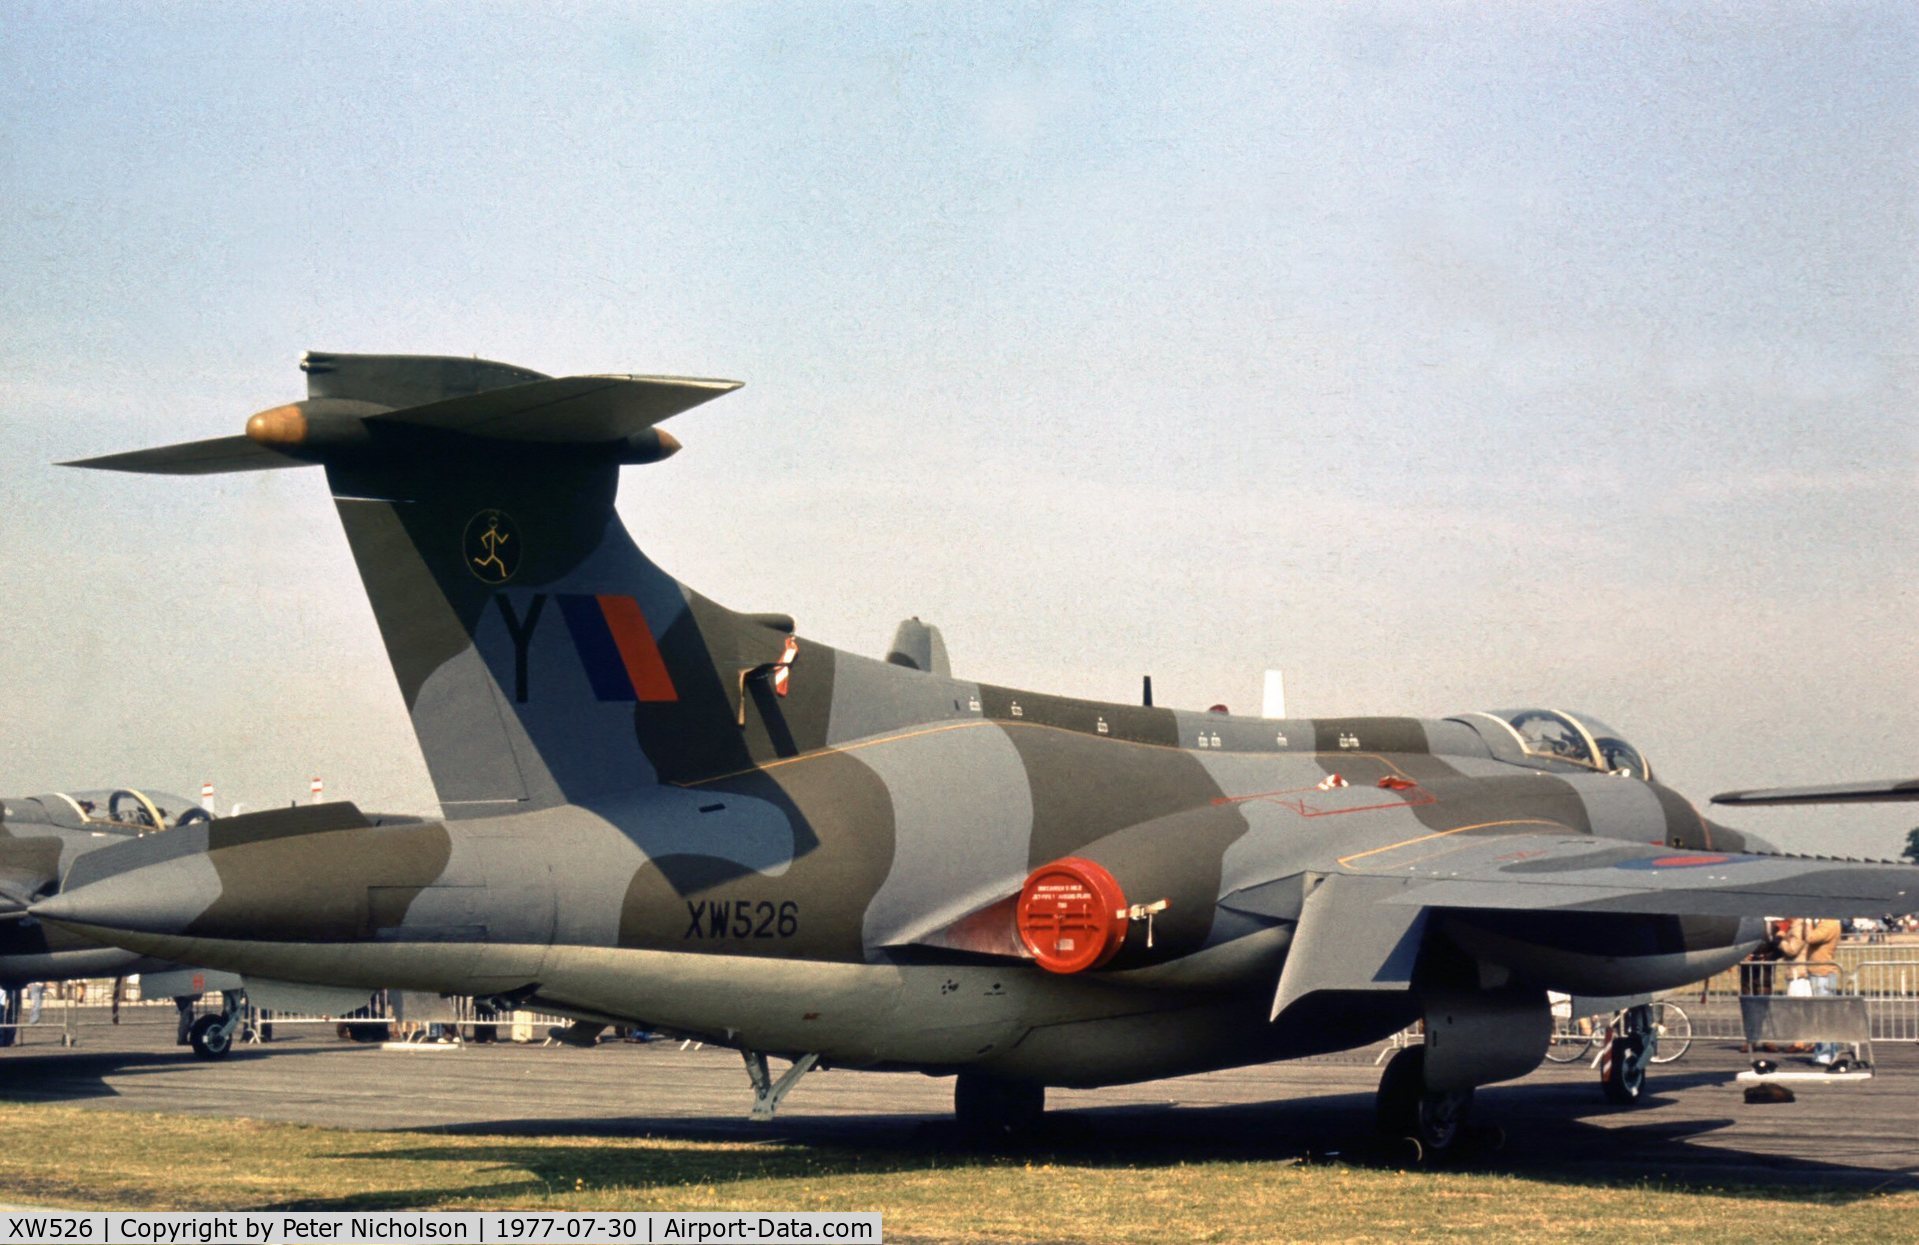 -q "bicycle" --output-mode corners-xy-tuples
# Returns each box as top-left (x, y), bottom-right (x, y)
(1545, 999), (1691, 1066)
(1646, 999), (1691, 1063)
